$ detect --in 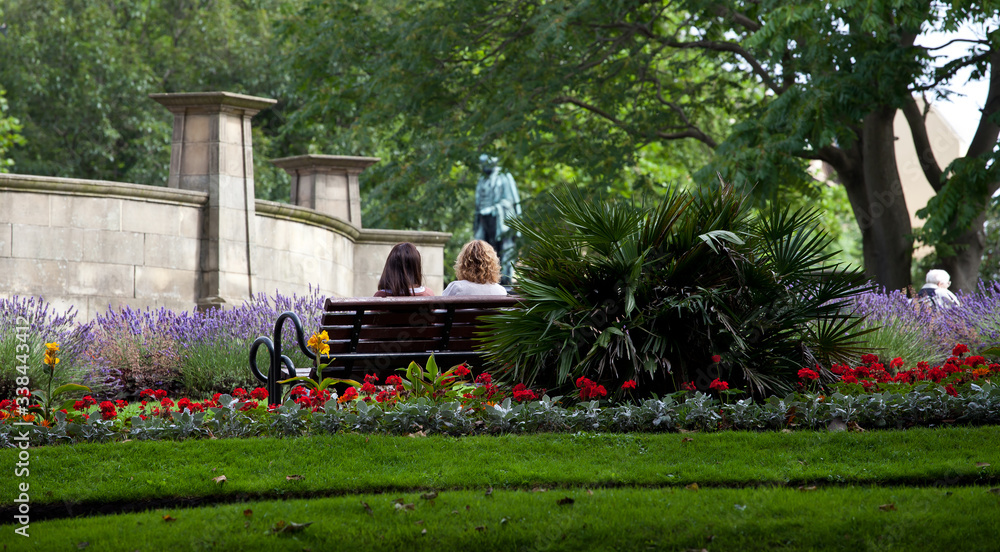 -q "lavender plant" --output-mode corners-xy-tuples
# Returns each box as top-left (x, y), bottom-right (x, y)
(848, 282), (1000, 367)
(847, 289), (944, 366)
(0, 296), (95, 399)
(90, 287), (326, 398)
